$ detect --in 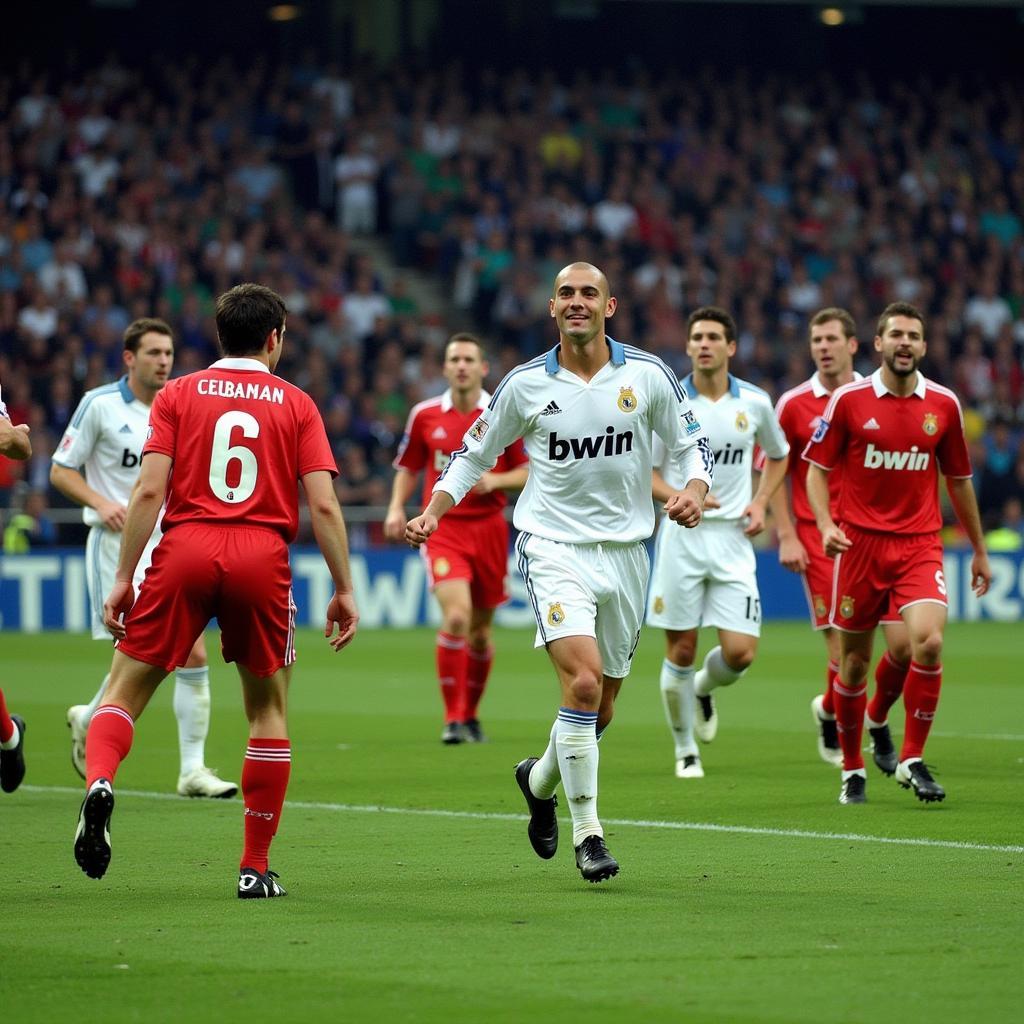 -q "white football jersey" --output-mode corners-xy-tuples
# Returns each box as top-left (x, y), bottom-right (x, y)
(435, 339), (715, 544)
(654, 373), (789, 521)
(51, 376), (152, 527)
